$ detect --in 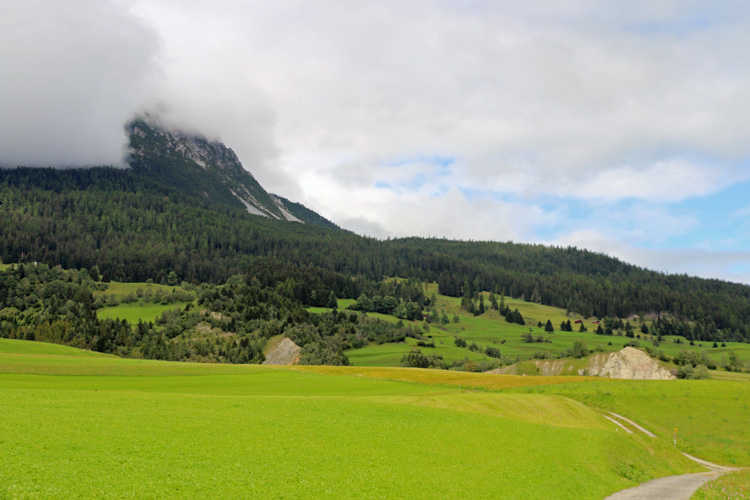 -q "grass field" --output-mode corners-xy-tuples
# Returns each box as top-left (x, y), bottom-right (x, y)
(96, 301), (190, 323)
(295, 365), (750, 467)
(510, 379), (750, 466)
(320, 286), (750, 368)
(691, 469), (750, 499)
(0, 338), (712, 499)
